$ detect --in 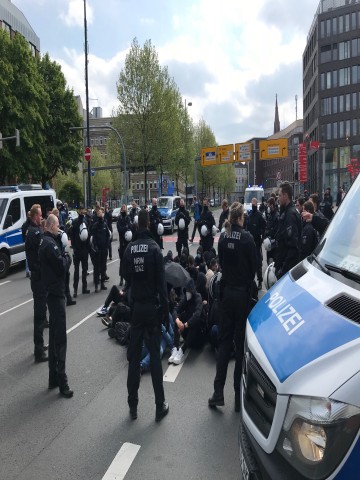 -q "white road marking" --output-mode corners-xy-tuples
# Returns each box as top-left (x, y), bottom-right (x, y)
(101, 442), (141, 480)
(163, 349), (190, 382)
(0, 298), (33, 317)
(0, 280), (11, 286)
(67, 310), (98, 334)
